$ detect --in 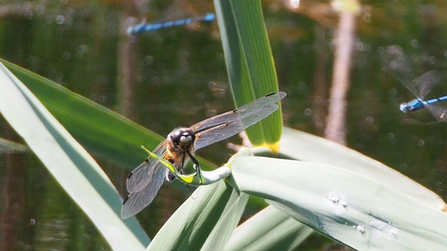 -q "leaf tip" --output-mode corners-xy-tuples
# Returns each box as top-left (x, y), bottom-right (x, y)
(256, 141), (281, 154)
